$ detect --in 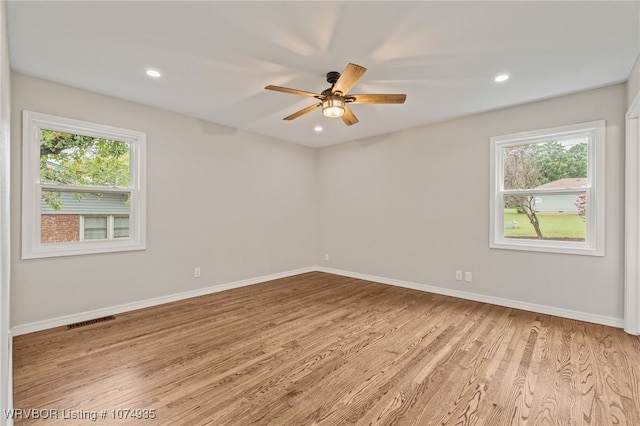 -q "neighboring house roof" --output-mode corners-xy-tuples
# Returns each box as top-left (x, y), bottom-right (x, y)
(536, 178), (587, 189)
